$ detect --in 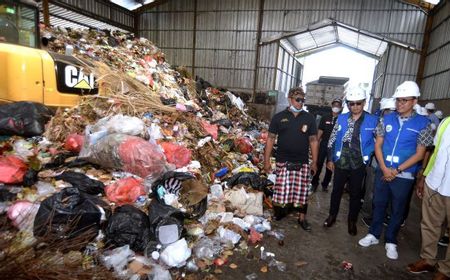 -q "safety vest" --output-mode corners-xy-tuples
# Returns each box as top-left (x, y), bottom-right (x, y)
(424, 116), (450, 176)
(332, 112), (378, 164)
(382, 112), (430, 174)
